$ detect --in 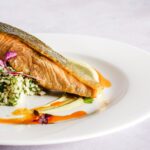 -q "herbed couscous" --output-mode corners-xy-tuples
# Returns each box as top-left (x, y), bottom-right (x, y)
(0, 66), (45, 106)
